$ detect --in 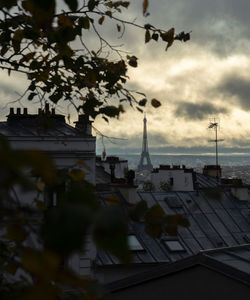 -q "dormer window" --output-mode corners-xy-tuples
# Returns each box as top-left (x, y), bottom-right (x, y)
(128, 235), (144, 251)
